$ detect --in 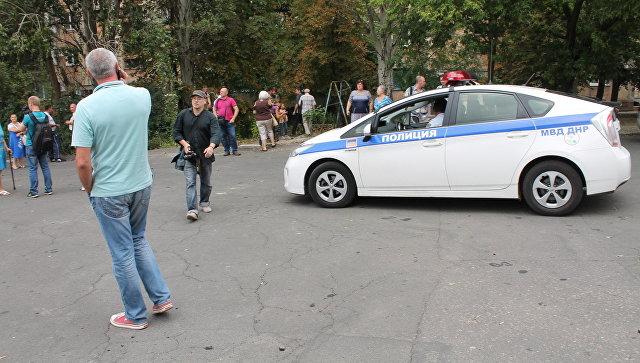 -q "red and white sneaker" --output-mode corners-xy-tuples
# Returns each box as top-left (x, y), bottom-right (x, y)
(152, 300), (174, 315)
(109, 312), (148, 330)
